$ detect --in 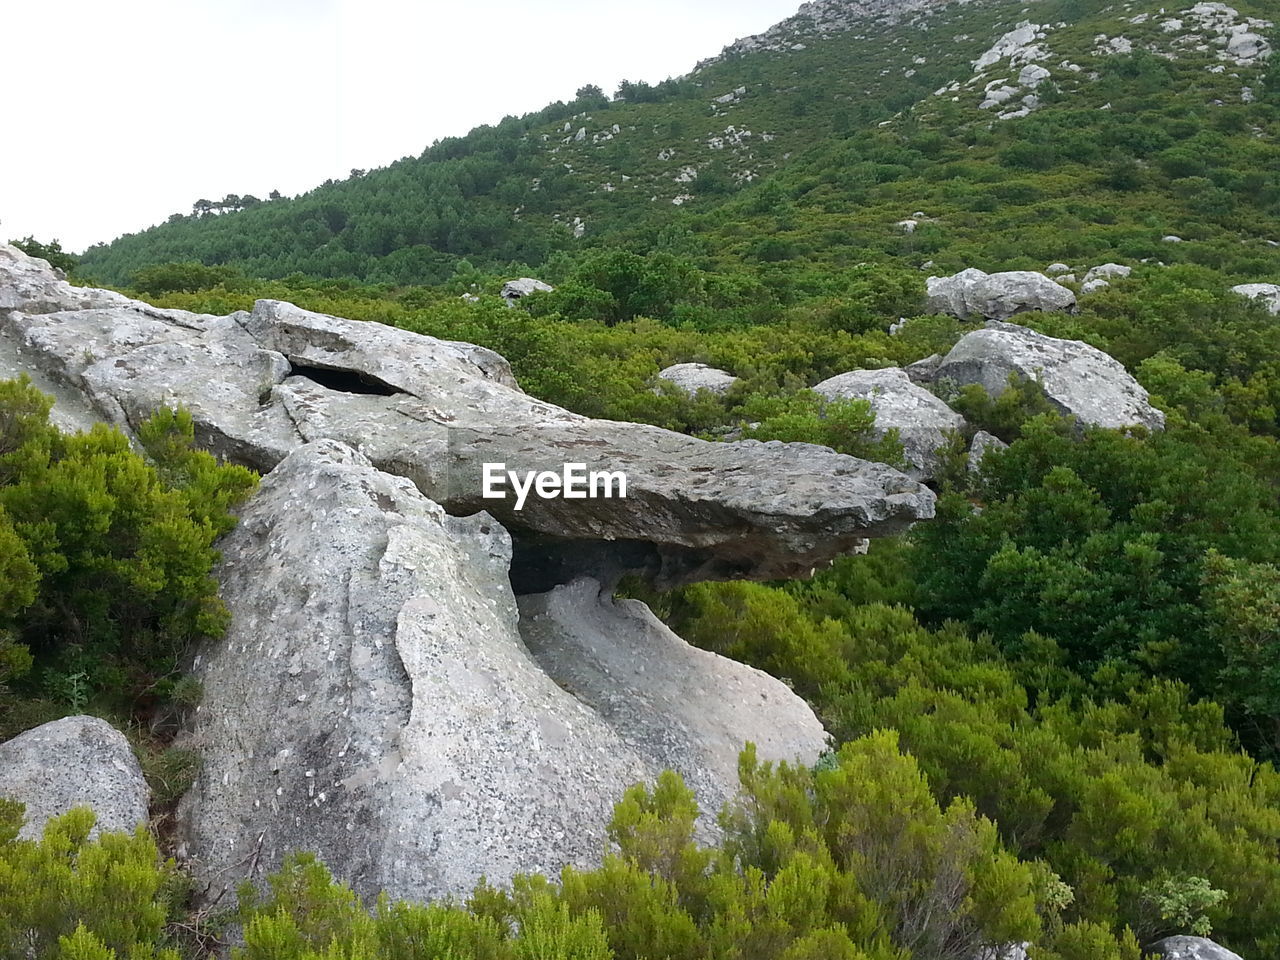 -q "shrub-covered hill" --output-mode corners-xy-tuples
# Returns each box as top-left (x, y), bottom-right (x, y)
(75, 0), (1279, 288)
